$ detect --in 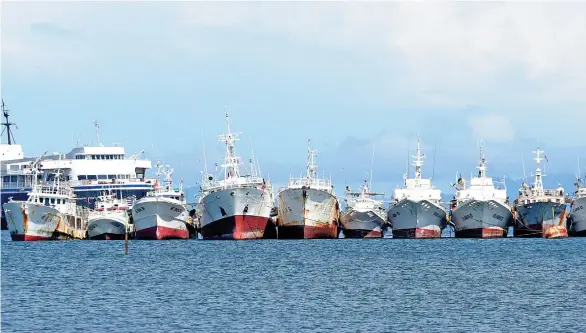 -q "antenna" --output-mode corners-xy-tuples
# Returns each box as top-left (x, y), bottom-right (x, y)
(579, 157), (582, 186)
(181, 158), (184, 190)
(249, 135), (261, 177)
(431, 142), (437, 180)
(1, 99), (17, 145)
(201, 133), (208, 178)
(369, 141), (376, 190)
(405, 148), (409, 178)
(93, 120), (102, 147)
(522, 156), (527, 183)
